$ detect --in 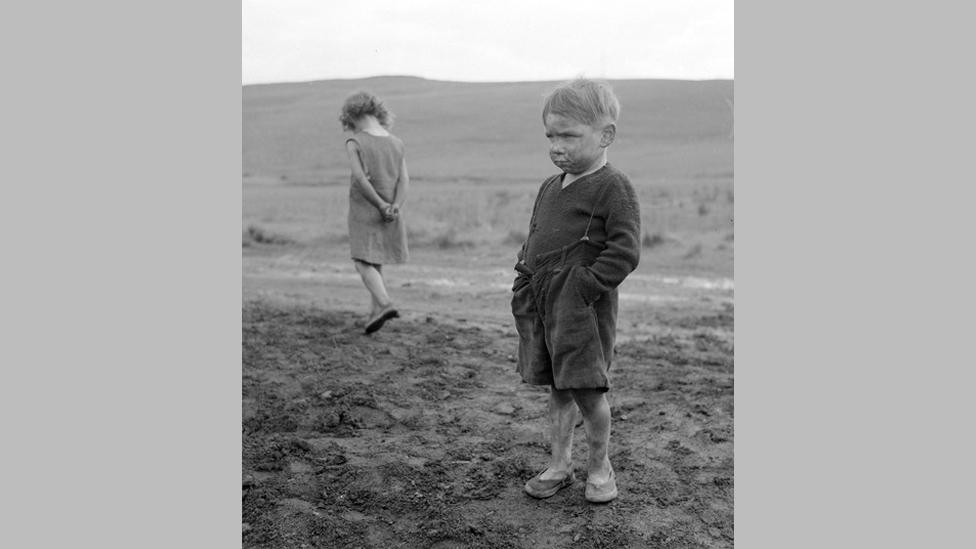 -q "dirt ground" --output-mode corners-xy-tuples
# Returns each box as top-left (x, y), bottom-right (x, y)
(243, 243), (733, 548)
